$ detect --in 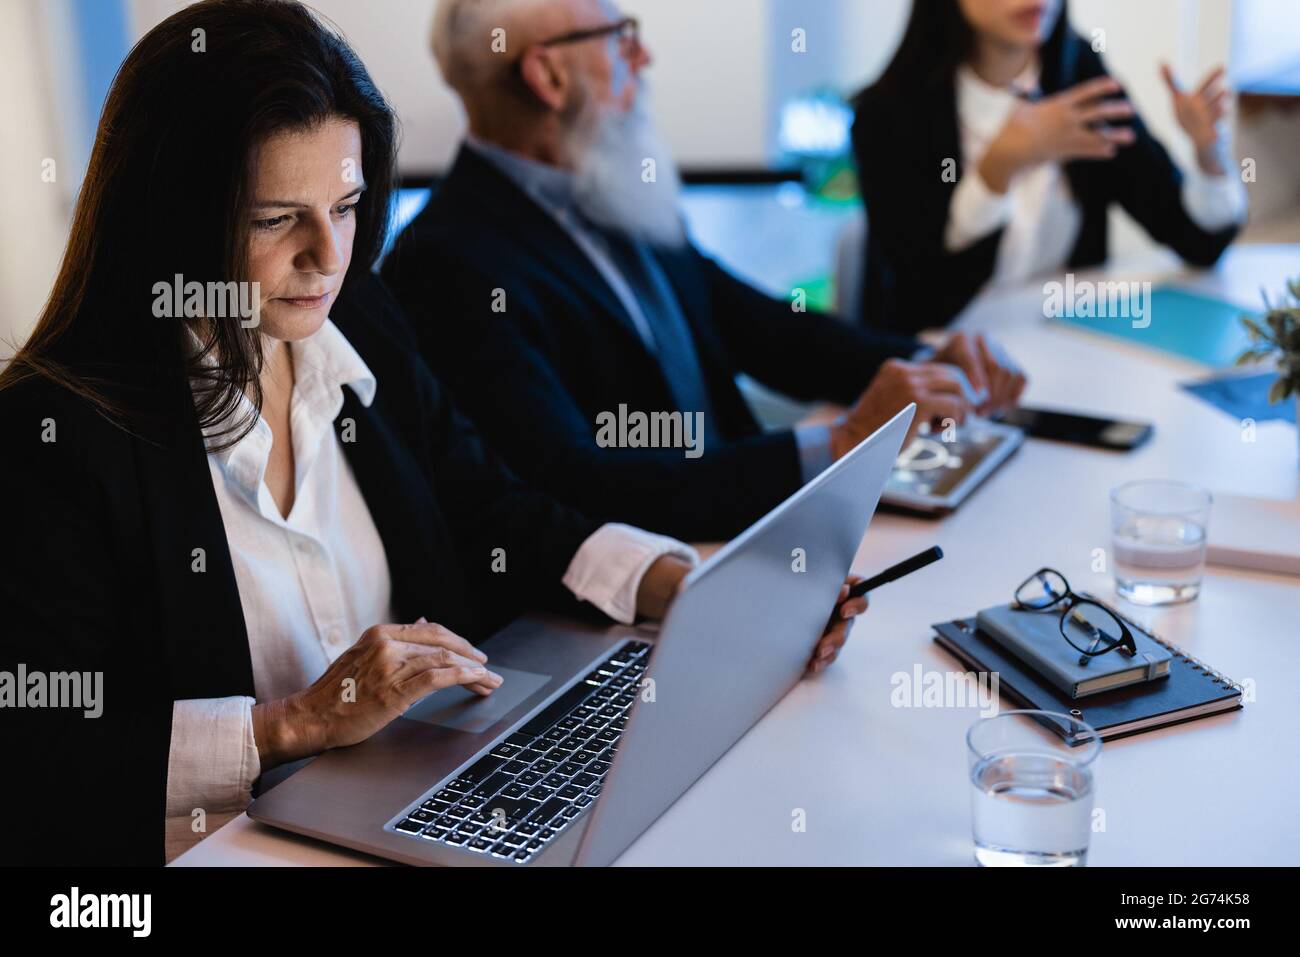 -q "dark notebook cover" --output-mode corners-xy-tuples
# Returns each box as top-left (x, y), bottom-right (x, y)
(932, 617), (1242, 743)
